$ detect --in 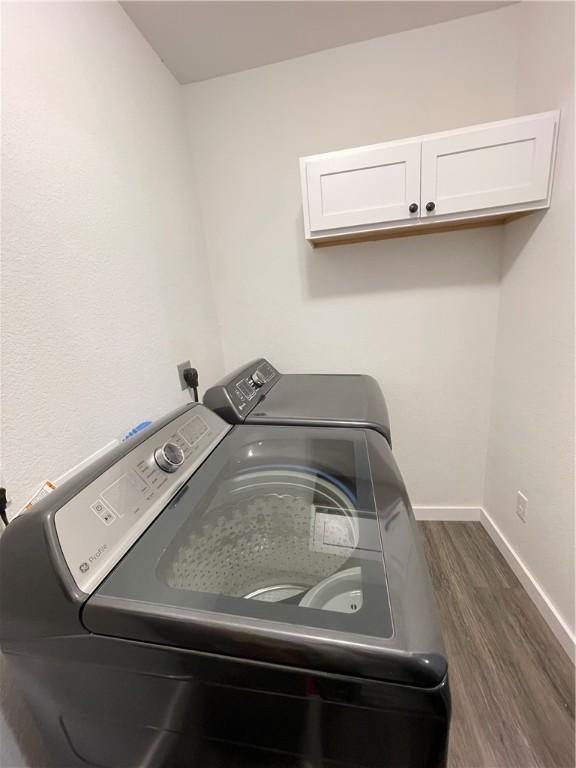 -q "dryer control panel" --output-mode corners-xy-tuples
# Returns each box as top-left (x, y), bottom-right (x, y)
(204, 358), (280, 423)
(54, 405), (230, 594)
